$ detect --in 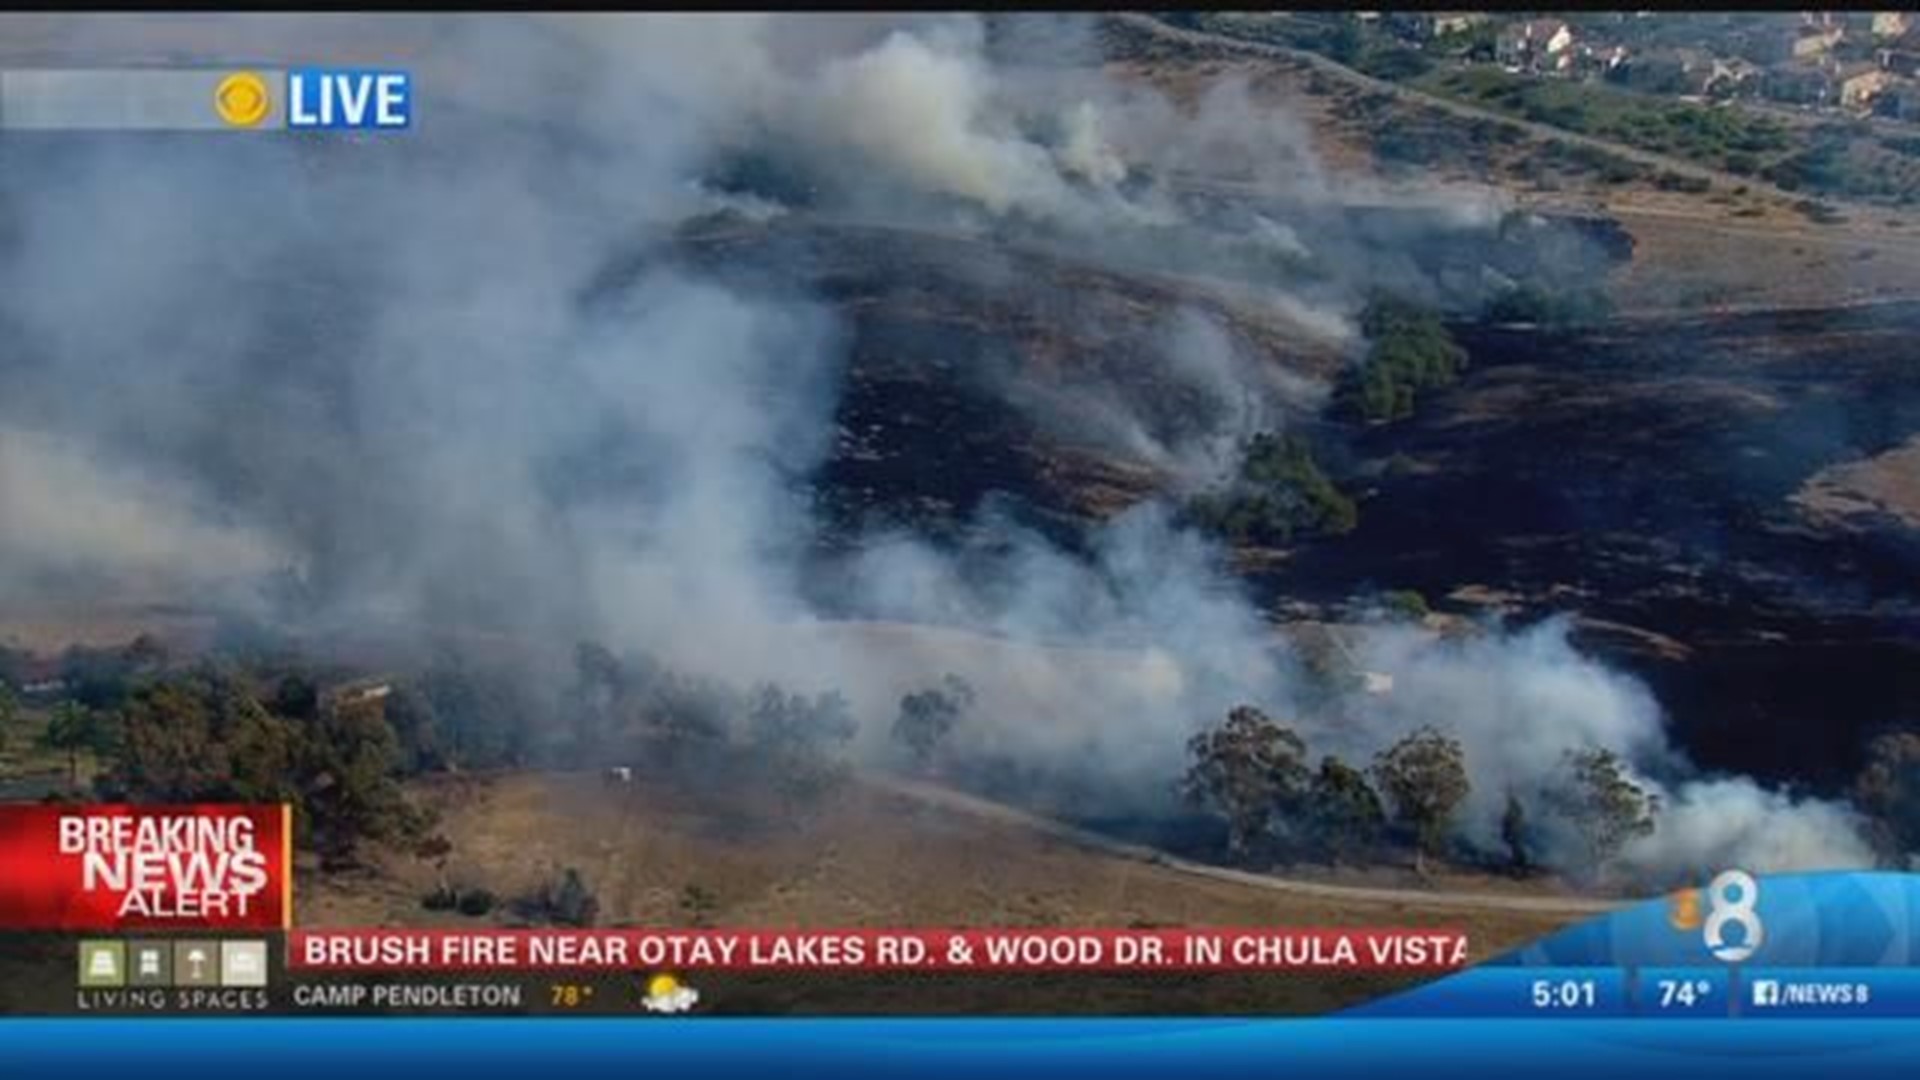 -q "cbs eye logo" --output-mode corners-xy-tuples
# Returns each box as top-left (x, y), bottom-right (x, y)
(1670, 870), (1763, 963)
